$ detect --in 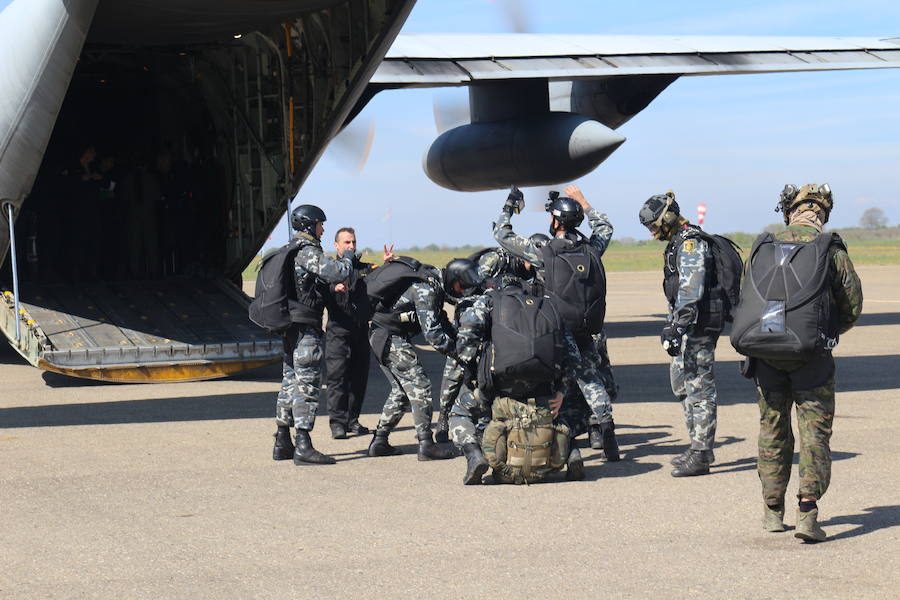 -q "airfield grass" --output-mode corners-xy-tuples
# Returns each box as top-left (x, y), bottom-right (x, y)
(242, 226), (900, 280)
